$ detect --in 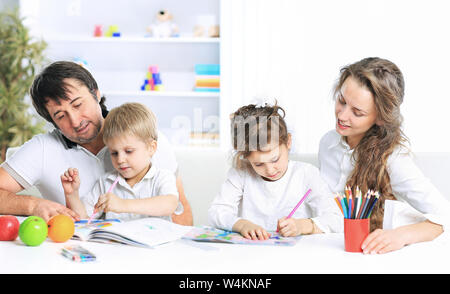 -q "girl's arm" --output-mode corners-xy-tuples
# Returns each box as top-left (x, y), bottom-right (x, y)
(208, 168), (244, 231)
(232, 219), (271, 240)
(277, 217), (323, 236)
